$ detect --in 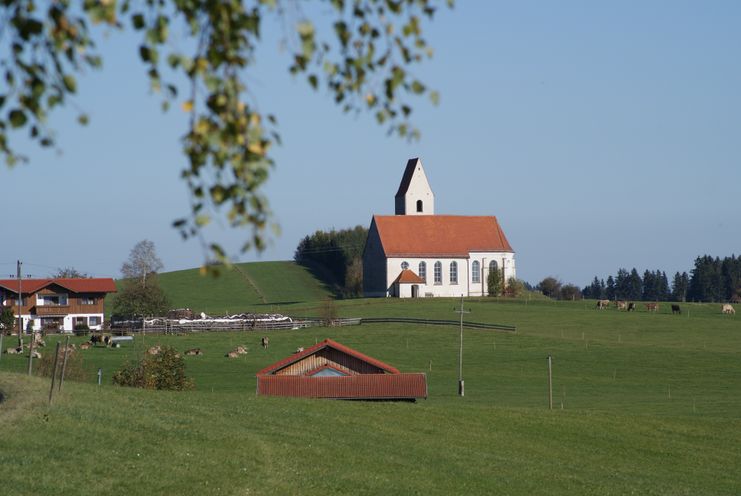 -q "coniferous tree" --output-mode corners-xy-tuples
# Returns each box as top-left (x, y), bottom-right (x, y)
(615, 269), (630, 300)
(606, 276), (616, 300)
(642, 270), (656, 301)
(658, 271), (670, 301)
(628, 268), (642, 301)
(672, 272), (689, 302)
